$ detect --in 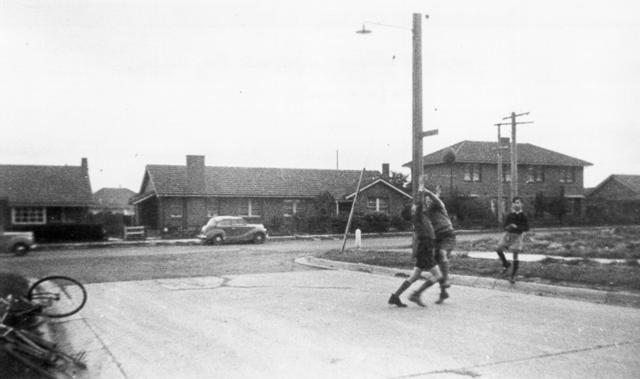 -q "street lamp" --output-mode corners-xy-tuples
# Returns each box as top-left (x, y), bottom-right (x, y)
(357, 14), (435, 206)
